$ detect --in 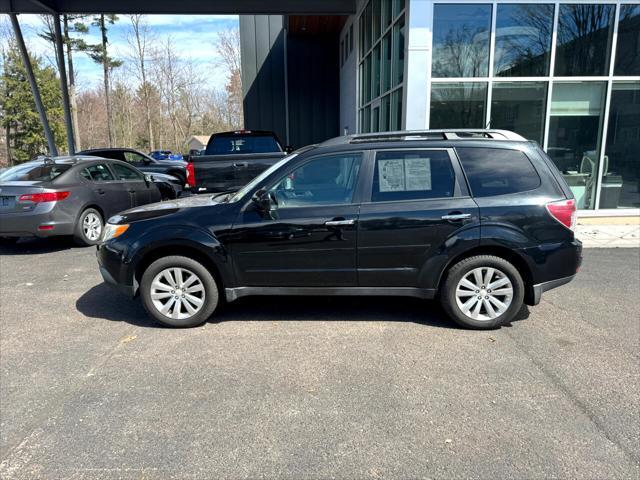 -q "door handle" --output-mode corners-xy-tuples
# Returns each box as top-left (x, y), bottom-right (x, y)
(127, 189), (136, 193)
(441, 213), (472, 221)
(95, 188), (105, 195)
(233, 162), (248, 168)
(325, 219), (356, 227)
